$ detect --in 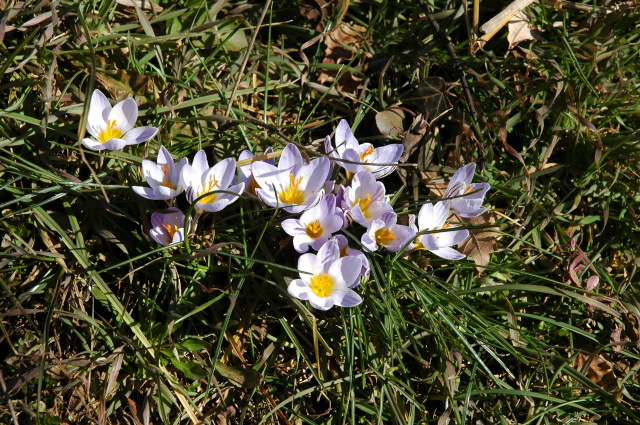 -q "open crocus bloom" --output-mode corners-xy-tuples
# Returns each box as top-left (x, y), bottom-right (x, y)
(444, 163), (490, 217)
(237, 148), (274, 196)
(362, 212), (416, 252)
(149, 207), (188, 246)
(340, 171), (393, 226)
(411, 201), (469, 260)
(287, 239), (363, 310)
(325, 119), (403, 179)
(281, 194), (343, 253)
(181, 151), (245, 213)
(252, 144), (330, 213)
(82, 89), (158, 151)
(133, 146), (188, 201)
